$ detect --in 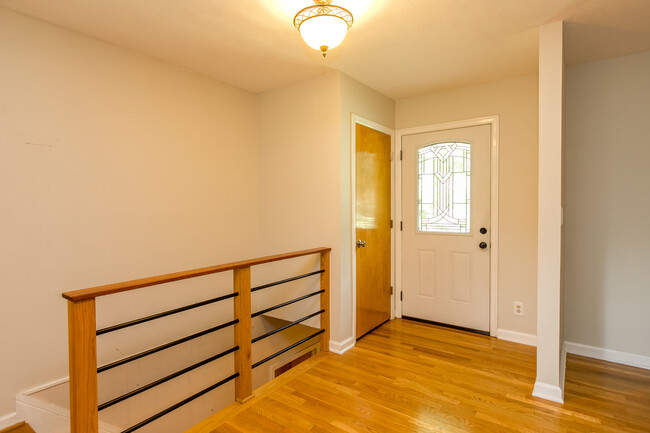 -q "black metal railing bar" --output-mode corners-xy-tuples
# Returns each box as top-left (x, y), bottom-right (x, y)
(120, 372), (239, 433)
(97, 319), (239, 373)
(252, 329), (325, 369)
(98, 345), (239, 411)
(251, 310), (325, 344)
(250, 270), (324, 293)
(251, 290), (324, 319)
(96, 292), (239, 336)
